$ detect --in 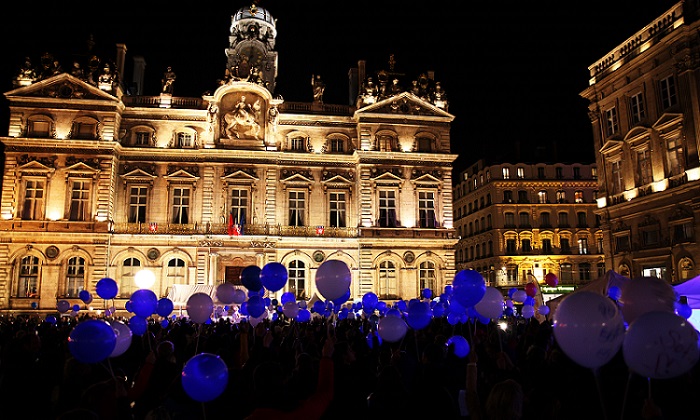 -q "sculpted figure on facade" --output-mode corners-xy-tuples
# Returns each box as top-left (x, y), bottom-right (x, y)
(224, 95), (262, 139)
